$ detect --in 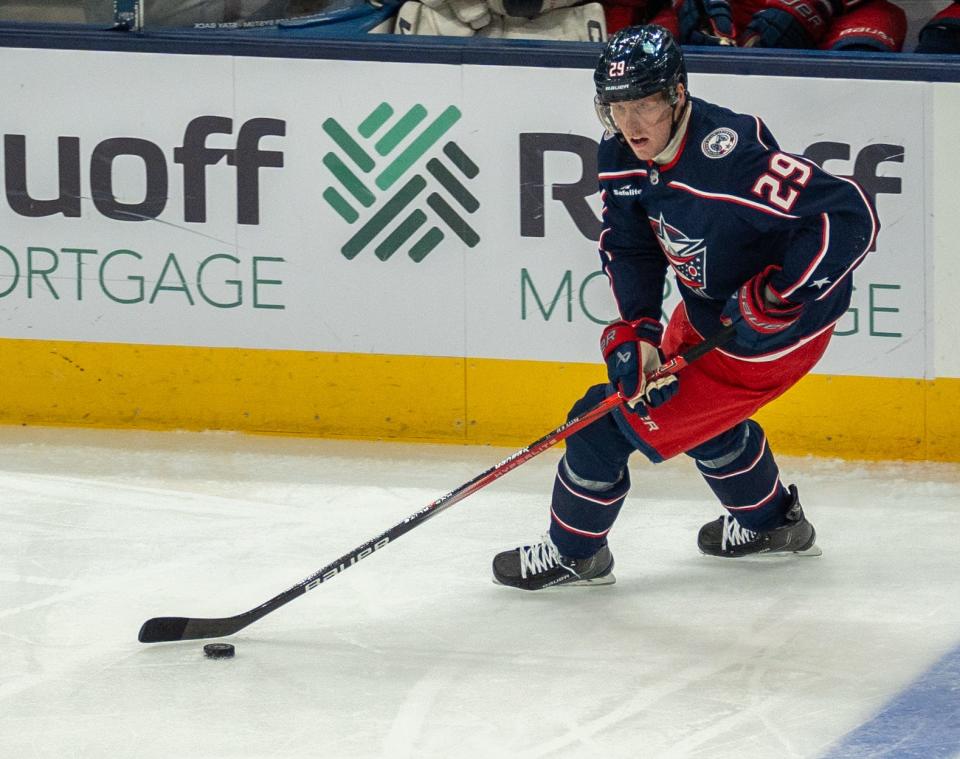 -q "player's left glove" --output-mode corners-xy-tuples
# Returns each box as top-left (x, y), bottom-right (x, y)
(721, 265), (803, 351)
(601, 318), (679, 410)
